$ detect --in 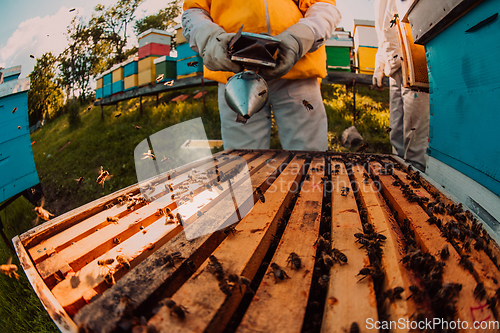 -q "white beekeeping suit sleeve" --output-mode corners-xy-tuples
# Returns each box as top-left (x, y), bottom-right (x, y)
(373, 0), (402, 86)
(298, 3), (342, 52)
